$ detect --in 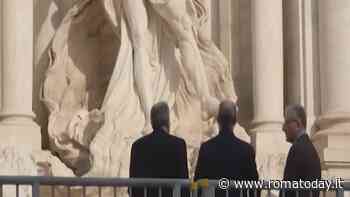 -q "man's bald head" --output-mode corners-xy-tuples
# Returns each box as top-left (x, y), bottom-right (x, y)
(217, 100), (238, 130)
